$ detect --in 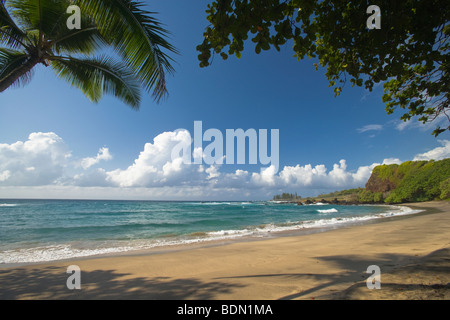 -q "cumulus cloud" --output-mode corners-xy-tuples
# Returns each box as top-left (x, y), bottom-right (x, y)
(80, 147), (112, 169)
(105, 130), (205, 187)
(0, 170), (11, 182)
(1, 131), (449, 199)
(250, 160), (378, 191)
(76, 129), (388, 192)
(382, 158), (402, 165)
(251, 165), (279, 187)
(0, 132), (71, 186)
(413, 140), (450, 161)
(205, 165), (221, 180)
